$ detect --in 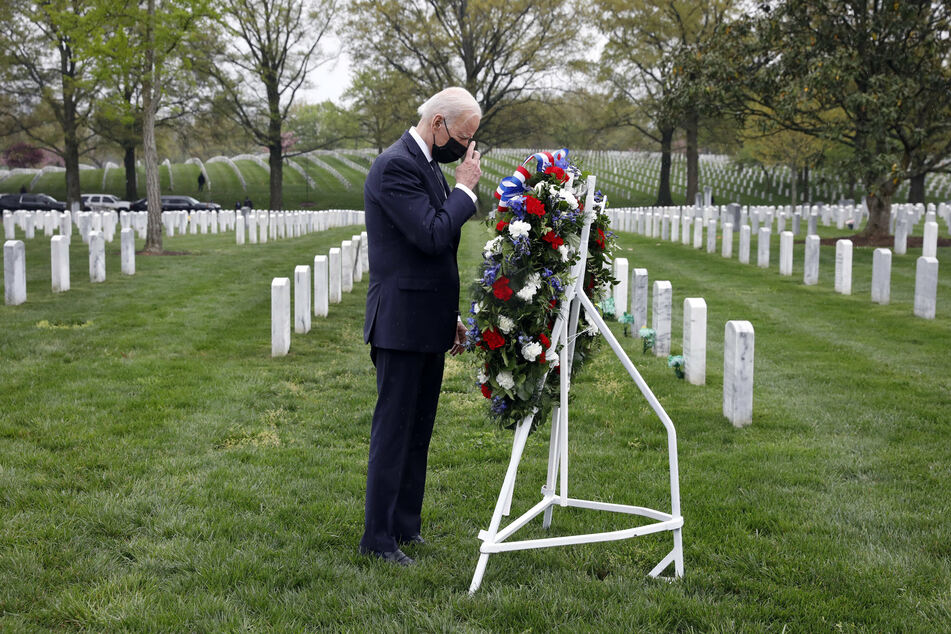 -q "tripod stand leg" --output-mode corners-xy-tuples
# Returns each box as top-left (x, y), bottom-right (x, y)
(469, 417), (533, 594)
(542, 405), (560, 529)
